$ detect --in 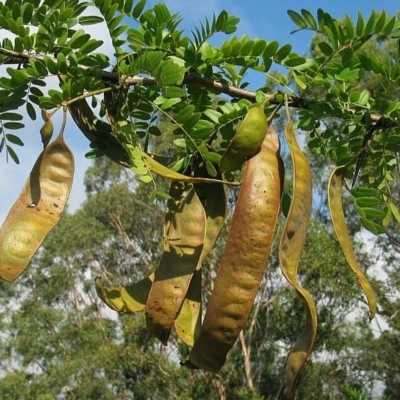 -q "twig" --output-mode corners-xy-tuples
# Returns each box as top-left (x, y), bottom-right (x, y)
(0, 47), (396, 127)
